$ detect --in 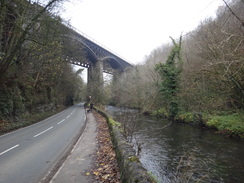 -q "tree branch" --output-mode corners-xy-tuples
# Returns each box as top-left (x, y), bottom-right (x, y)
(222, 0), (244, 27)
